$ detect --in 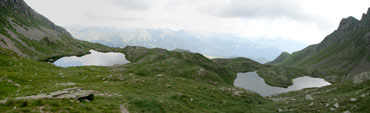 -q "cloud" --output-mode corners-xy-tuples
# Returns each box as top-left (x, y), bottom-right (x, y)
(111, 0), (152, 11)
(24, 0), (370, 44)
(203, 0), (302, 18)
